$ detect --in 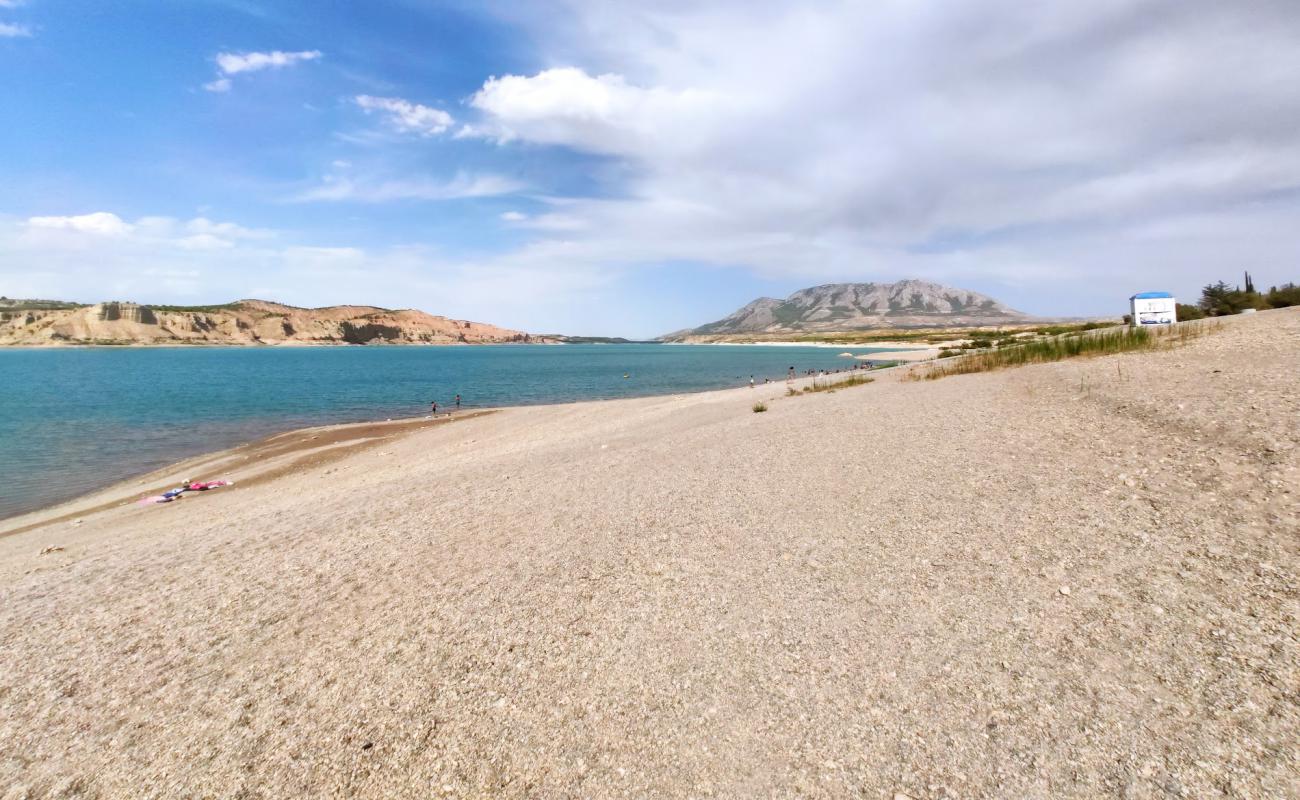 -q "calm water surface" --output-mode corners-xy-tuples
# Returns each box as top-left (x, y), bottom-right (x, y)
(0, 344), (899, 518)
